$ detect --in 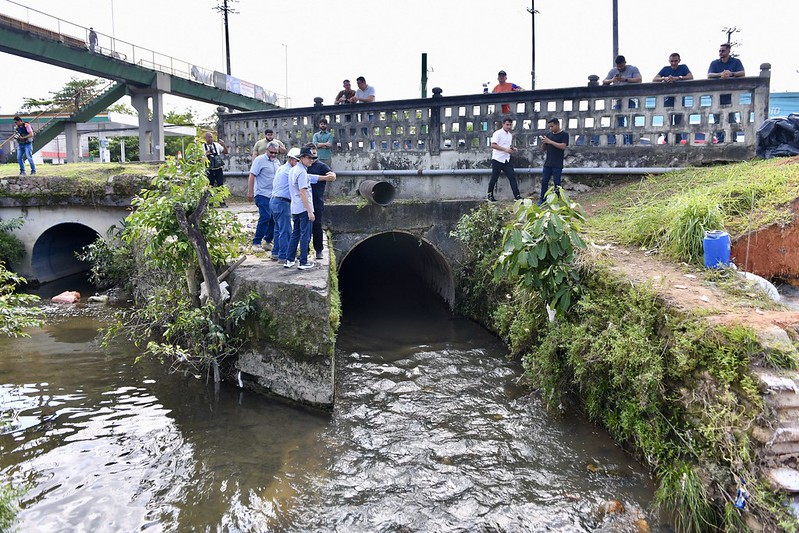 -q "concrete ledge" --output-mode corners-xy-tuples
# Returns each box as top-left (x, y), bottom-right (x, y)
(226, 254), (335, 408)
